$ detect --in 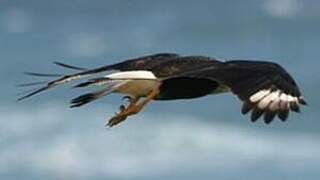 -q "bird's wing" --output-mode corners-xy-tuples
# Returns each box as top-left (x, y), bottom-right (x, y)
(149, 56), (223, 77)
(17, 53), (179, 101)
(68, 55), (221, 107)
(72, 55), (221, 89)
(165, 60), (306, 123)
(108, 53), (180, 71)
